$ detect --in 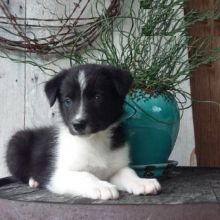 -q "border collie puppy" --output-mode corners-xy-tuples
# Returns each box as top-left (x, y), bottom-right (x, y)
(6, 64), (161, 200)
